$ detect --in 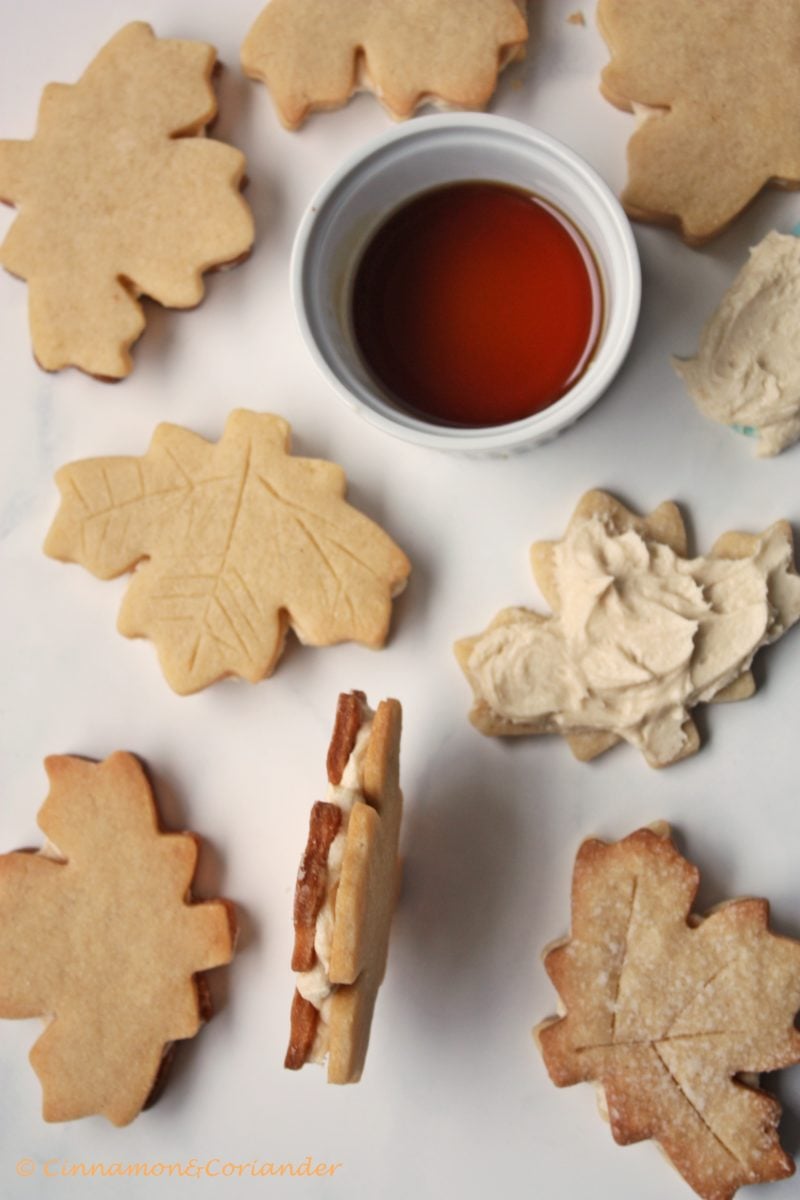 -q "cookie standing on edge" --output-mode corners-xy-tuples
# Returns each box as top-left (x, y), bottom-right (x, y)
(0, 22), (254, 378)
(43, 411), (411, 694)
(286, 691), (403, 1083)
(536, 825), (800, 1199)
(0, 753), (236, 1125)
(241, 0), (528, 130)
